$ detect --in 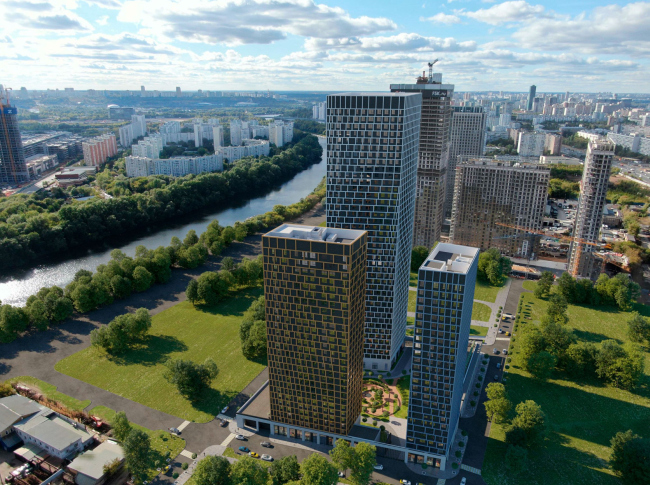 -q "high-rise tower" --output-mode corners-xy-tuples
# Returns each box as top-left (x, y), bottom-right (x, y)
(527, 85), (537, 111)
(0, 85), (29, 185)
(568, 139), (615, 278)
(326, 92), (421, 370)
(391, 69), (454, 247)
(406, 243), (478, 465)
(445, 106), (487, 217)
(263, 224), (367, 435)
